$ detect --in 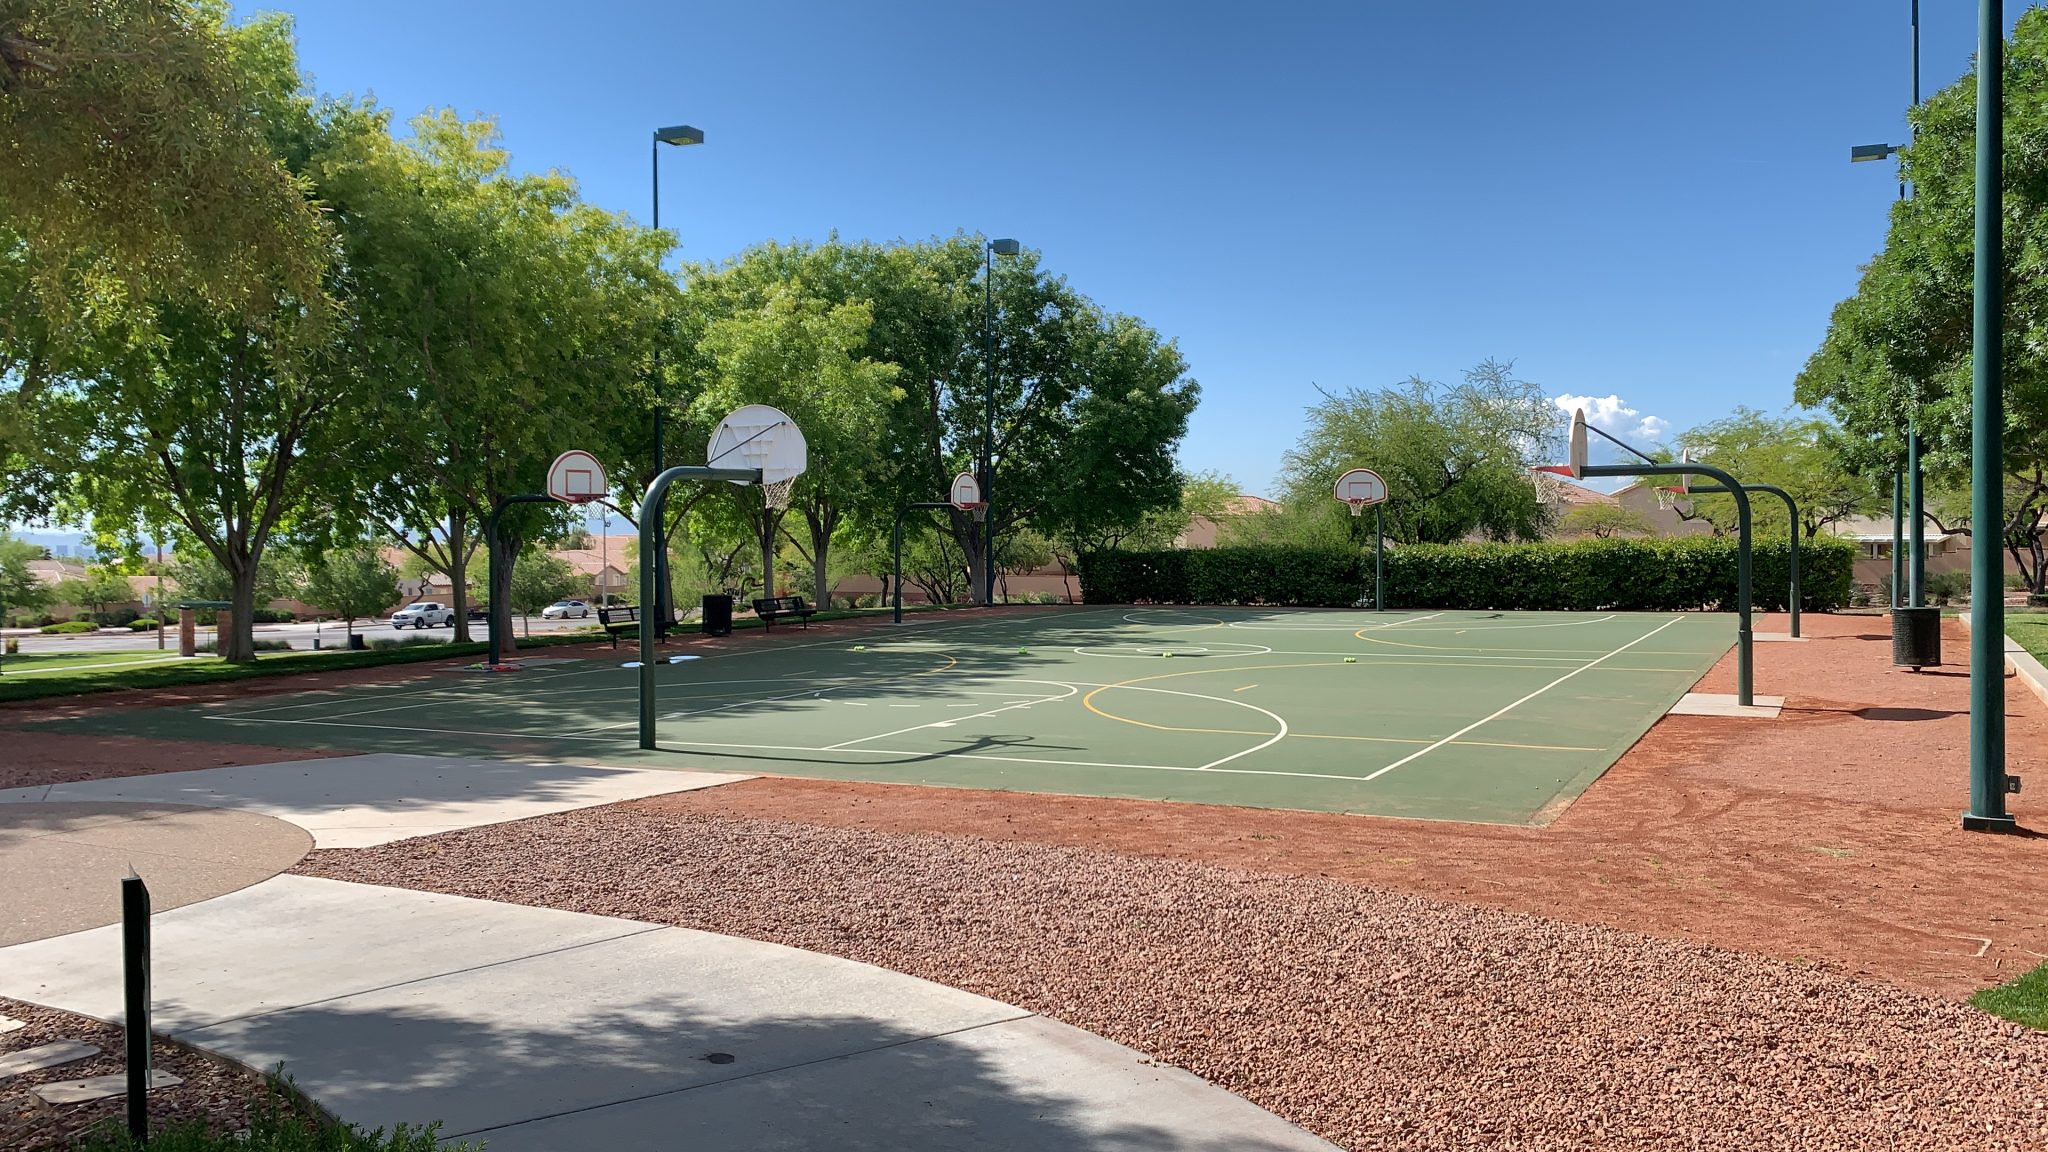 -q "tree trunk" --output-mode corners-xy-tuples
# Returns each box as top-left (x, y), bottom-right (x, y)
(448, 506), (472, 642)
(491, 531), (518, 653)
(222, 563), (259, 664)
(807, 506), (837, 610)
